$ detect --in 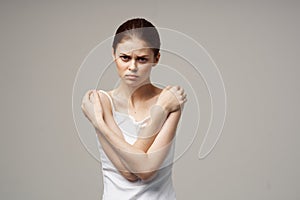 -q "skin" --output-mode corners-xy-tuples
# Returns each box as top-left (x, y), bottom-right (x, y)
(81, 36), (187, 182)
